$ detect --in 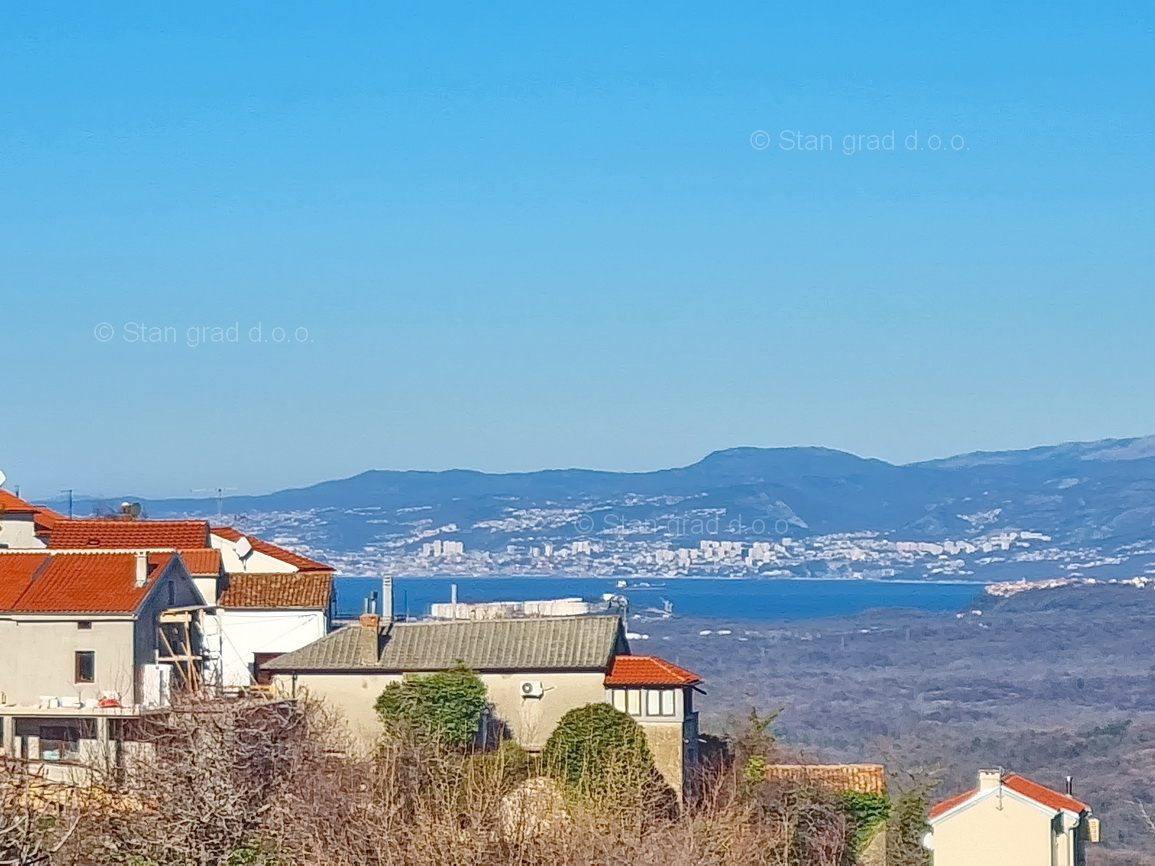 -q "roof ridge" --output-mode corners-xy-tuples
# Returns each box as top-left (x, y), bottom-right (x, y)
(930, 772), (1090, 820)
(1002, 773), (1089, 812)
